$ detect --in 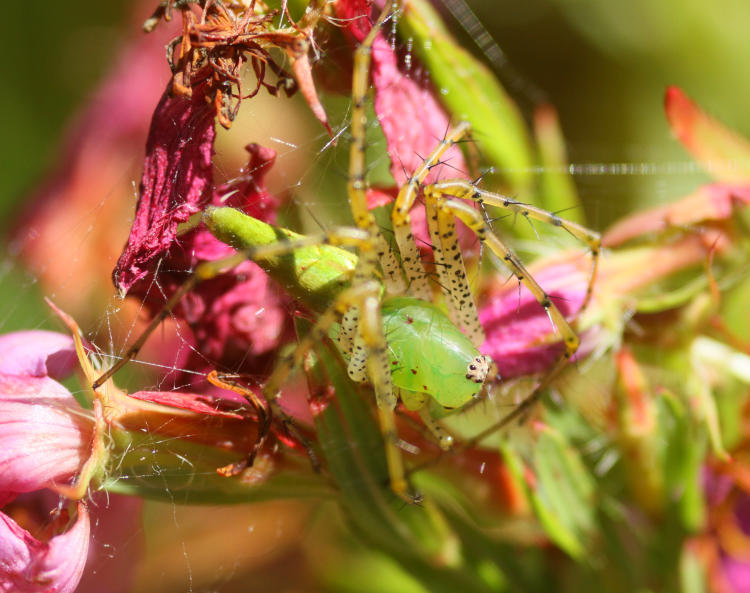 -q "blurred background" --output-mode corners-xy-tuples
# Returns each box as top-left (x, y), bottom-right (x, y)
(2, 0), (750, 591)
